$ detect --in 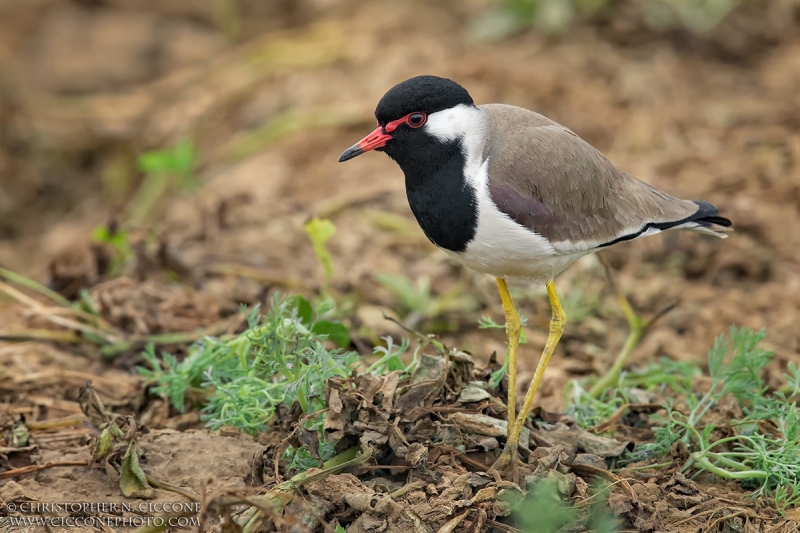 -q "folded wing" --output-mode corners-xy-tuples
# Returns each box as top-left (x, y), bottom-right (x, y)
(480, 104), (731, 254)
